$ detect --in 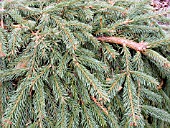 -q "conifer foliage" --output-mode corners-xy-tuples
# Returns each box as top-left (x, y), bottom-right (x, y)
(0, 0), (170, 127)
